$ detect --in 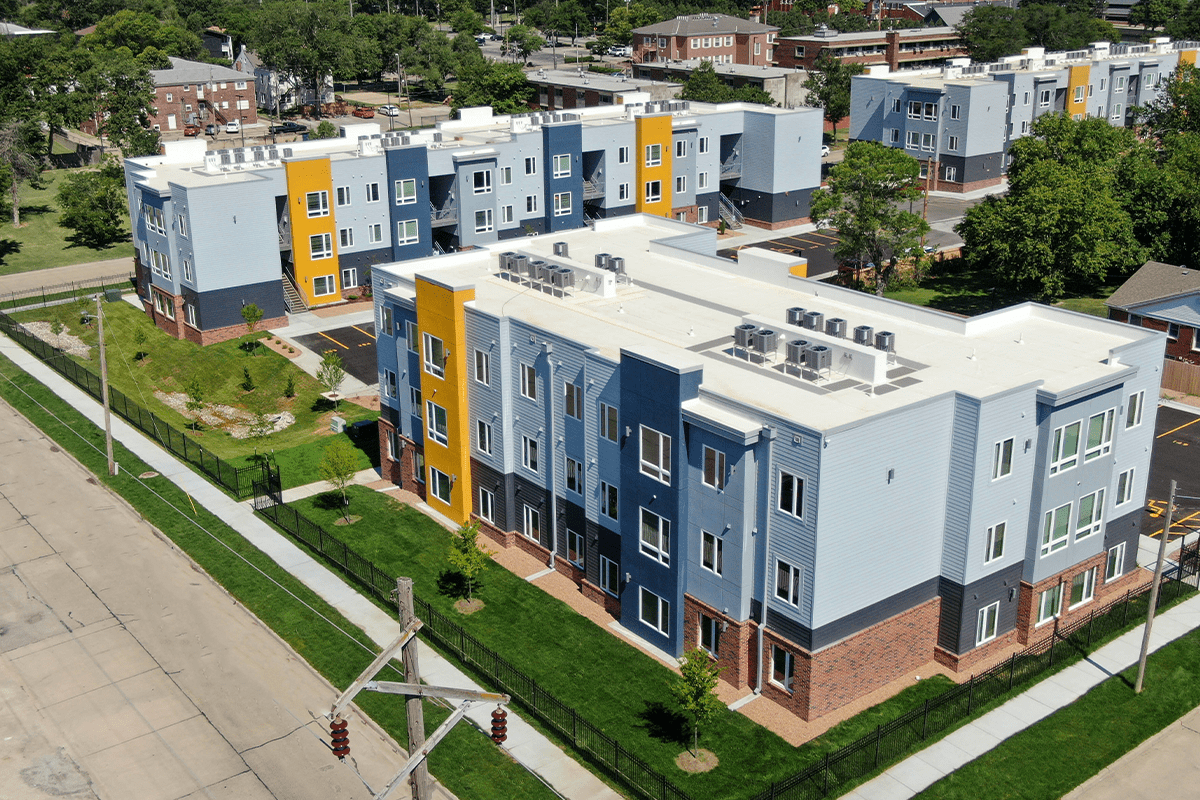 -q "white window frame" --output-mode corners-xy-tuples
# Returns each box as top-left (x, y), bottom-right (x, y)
(675, 175), (686, 193)
(645, 143), (662, 167)
(1070, 566), (1097, 608)
(601, 480), (618, 521)
(524, 156), (537, 175)
(478, 487), (495, 522)
(1115, 468), (1135, 506)
(771, 645), (794, 691)
(365, 182), (380, 203)
(600, 402), (618, 442)
(1037, 583), (1063, 625)
(699, 613), (720, 655)
(474, 349), (490, 385)
(697, 171), (709, 190)
(985, 522), (1006, 564)
(567, 529), (584, 566)
(395, 178), (417, 205)
(618, 146), (630, 164)
(566, 456), (583, 494)
(306, 190), (330, 217)
(426, 400), (448, 446)
(367, 223), (383, 243)
(422, 332), (446, 378)
(778, 471), (804, 518)
(1041, 502), (1072, 556)
(430, 467), (452, 504)
(947, 135), (959, 151)
(477, 419), (492, 454)
(384, 369), (397, 399)
(618, 183), (630, 201)
(776, 559), (801, 606)
(698, 136), (709, 154)
(975, 602), (999, 645)
(312, 274), (336, 297)
(341, 267), (357, 289)
(645, 180), (662, 204)
(600, 555), (619, 596)
(992, 438), (1014, 480)
(523, 504), (541, 541)
(525, 194), (538, 214)
(1050, 420), (1082, 475)
(520, 363), (537, 401)
(639, 507), (670, 565)
(1075, 488), (1105, 540)
(1126, 390), (1145, 429)
(522, 435), (539, 473)
(552, 153), (571, 178)
(405, 320), (419, 352)
(675, 139), (686, 158)
(553, 192), (572, 216)
(703, 446), (726, 490)
(474, 208), (493, 233)
(499, 166), (512, 185)
(905, 130), (920, 149)
(339, 227), (354, 249)
(639, 426), (672, 484)
(639, 587), (669, 635)
(1106, 542), (1126, 582)
(1085, 409), (1116, 461)
(701, 530), (723, 576)
(501, 205), (514, 224)
(397, 219), (419, 245)
(565, 382), (582, 420)
(309, 233), (333, 260)
(473, 169), (492, 194)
